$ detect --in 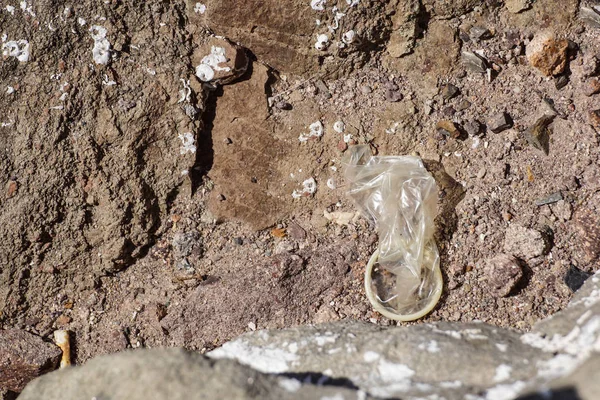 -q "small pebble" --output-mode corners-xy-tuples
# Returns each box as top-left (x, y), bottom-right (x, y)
(487, 112), (512, 133)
